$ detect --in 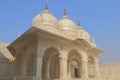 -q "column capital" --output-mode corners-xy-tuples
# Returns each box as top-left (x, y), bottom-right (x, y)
(59, 51), (68, 60)
(59, 51), (68, 80)
(36, 54), (43, 58)
(36, 50), (44, 58)
(81, 57), (88, 63)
